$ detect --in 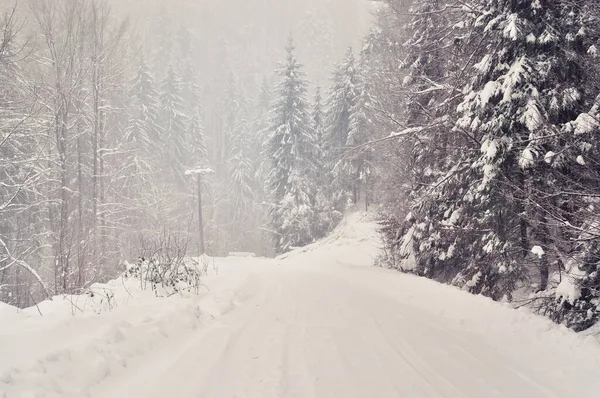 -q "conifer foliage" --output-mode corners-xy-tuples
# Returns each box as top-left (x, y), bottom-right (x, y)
(127, 58), (161, 149)
(160, 65), (188, 170)
(375, 0), (600, 330)
(267, 39), (320, 253)
(312, 86), (342, 238)
(325, 48), (359, 209)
